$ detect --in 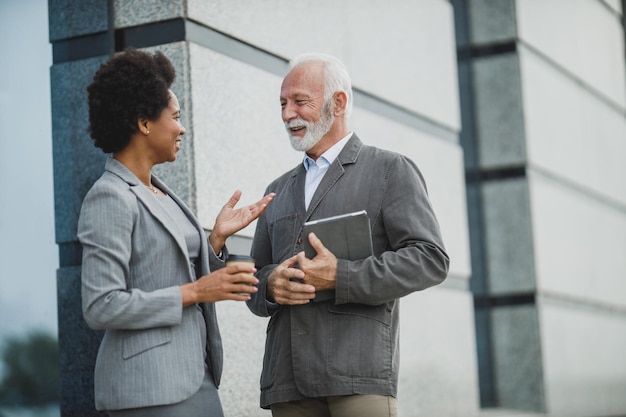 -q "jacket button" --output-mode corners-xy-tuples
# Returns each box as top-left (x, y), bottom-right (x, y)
(297, 236), (303, 244)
